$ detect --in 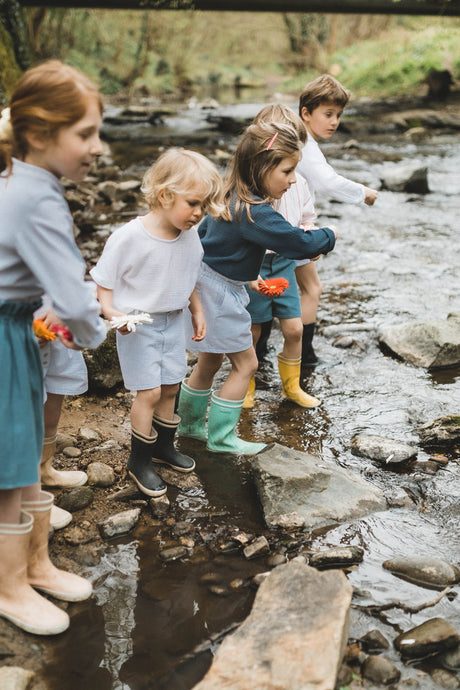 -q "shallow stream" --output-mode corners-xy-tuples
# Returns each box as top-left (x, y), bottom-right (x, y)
(44, 99), (460, 689)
